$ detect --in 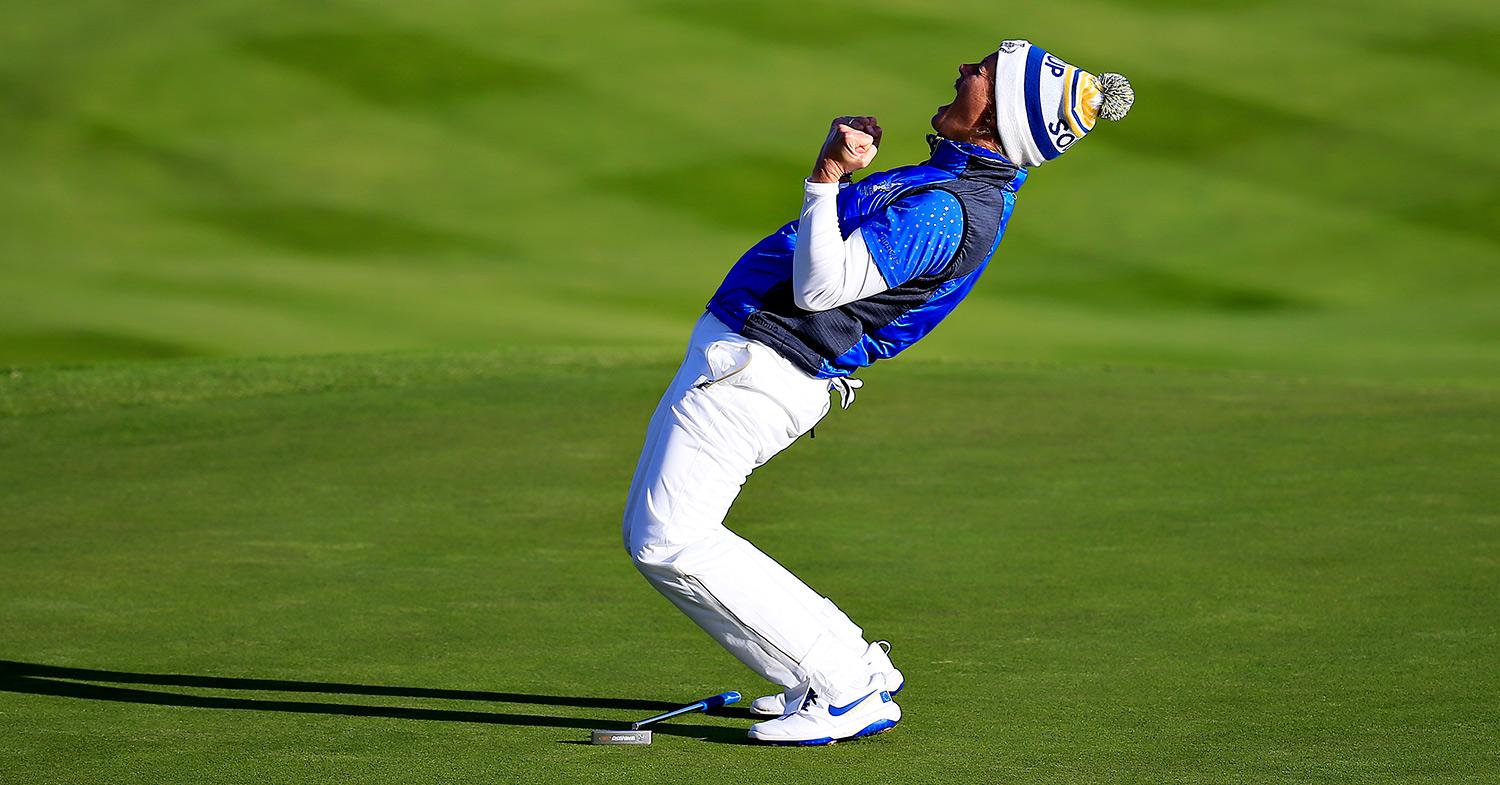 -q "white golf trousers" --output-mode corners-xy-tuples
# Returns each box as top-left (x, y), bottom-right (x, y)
(622, 312), (874, 699)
